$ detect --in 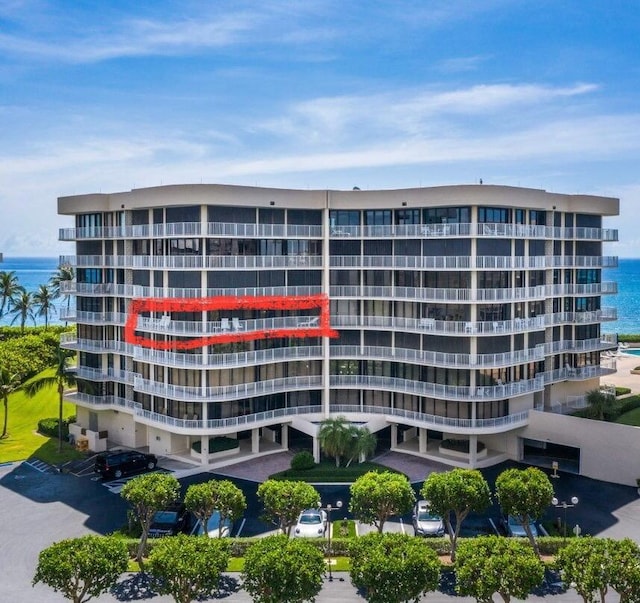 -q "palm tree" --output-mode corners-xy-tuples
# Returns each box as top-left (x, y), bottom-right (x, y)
(318, 415), (353, 467)
(585, 388), (616, 421)
(50, 264), (75, 324)
(346, 427), (377, 466)
(0, 271), (23, 319)
(0, 369), (23, 439)
(33, 284), (57, 330)
(24, 346), (76, 452)
(9, 290), (36, 334)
